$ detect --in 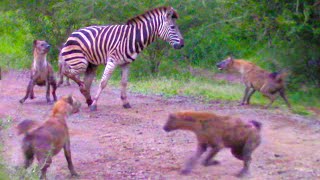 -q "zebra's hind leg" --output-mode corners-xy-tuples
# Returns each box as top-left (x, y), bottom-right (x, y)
(83, 64), (98, 106)
(64, 72), (90, 103)
(90, 60), (117, 111)
(120, 64), (131, 108)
